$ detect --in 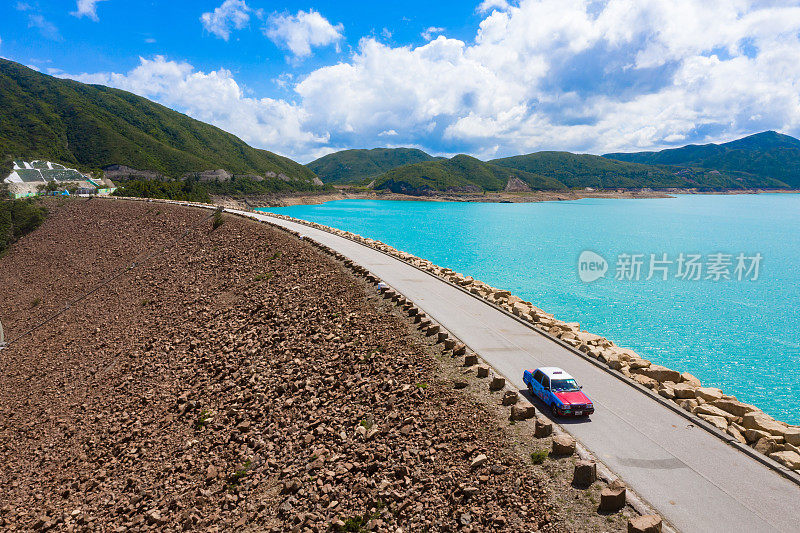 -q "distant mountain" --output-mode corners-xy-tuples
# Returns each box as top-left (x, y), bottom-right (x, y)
(307, 148), (439, 183)
(372, 154), (566, 194)
(490, 151), (689, 189)
(0, 58), (317, 186)
(604, 131), (800, 187)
